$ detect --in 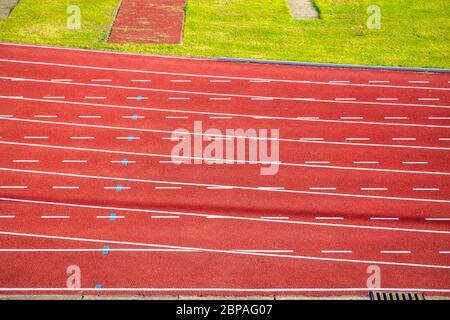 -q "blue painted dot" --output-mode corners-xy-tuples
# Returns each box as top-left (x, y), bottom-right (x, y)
(127, 135), (133, 141)
(102, 246), (109, 254)
(95, 284), (102, 289)
(116, 184), (123, 192)
(132, 114), (138, 121)
(137, 96), (142, 101)
(121, 158), (129, 166)
(109, 213), (117, 221)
